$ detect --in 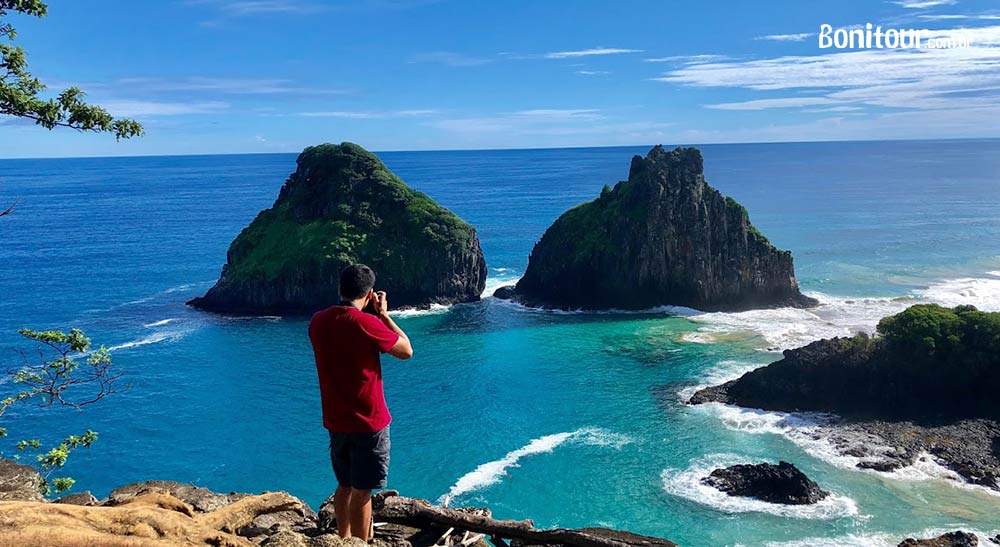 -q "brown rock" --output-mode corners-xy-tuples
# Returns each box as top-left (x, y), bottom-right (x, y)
(54, 490), (99, 506)
(108, 480), (247, 512)
(0, 459), (43, 502)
